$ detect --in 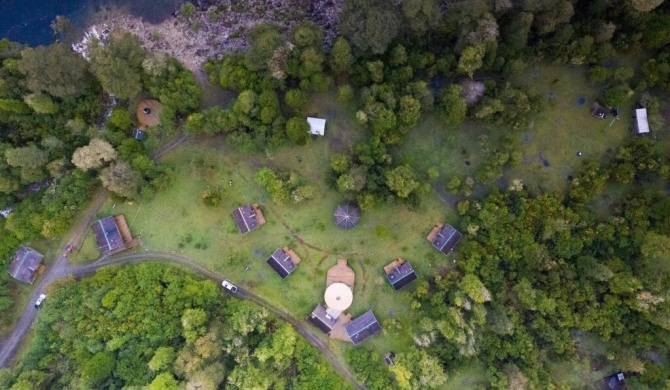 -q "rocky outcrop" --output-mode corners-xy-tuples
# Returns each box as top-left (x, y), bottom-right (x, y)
(81, 0), (343, 73)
